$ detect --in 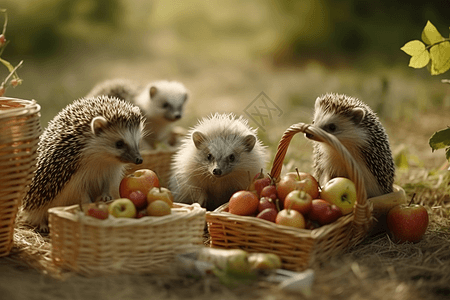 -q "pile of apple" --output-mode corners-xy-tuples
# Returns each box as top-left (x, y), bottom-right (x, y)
(227, 169), (358, 229)
(83, 169), (174, 220)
